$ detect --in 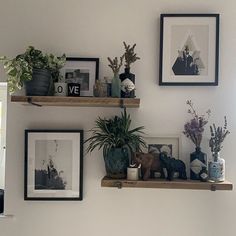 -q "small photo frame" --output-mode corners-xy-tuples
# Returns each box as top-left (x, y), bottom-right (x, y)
(62, 58), (99, 96)
(159, 14), (219, 86)
(143, 136), (180, 159)
(25, 130), (83, 201)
